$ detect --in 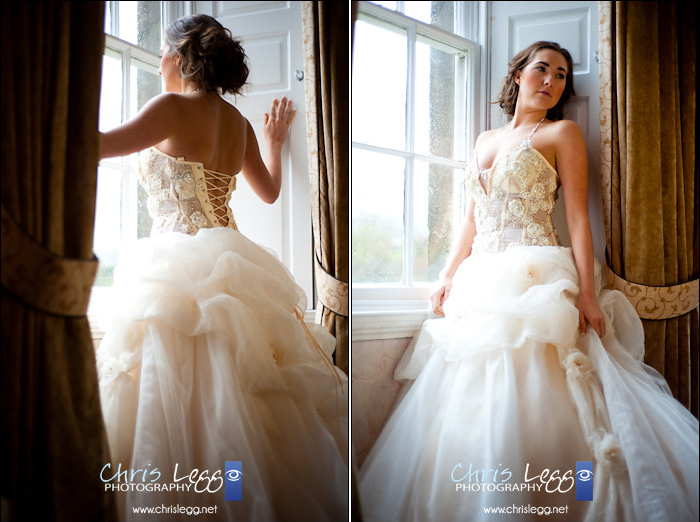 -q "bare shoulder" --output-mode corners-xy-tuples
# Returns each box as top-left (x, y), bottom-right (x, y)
(538, 119), (585, 162)
(132, 92), (182, 123)
(143, 91), (183, 112)
(474, 127), (500, 149)
(550, 119), (587, 183)
(220, 98), (248, 137)
(546, 119), (584, 143)
(555, 118), (582, 133)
